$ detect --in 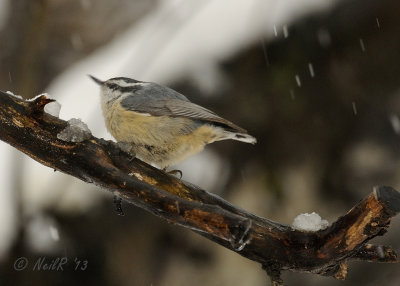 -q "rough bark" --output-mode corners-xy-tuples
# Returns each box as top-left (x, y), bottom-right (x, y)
(0, 91), (398, 285)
